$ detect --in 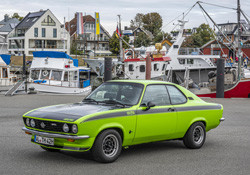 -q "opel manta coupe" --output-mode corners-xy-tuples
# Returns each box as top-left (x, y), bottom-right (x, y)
(22, 80), (224, 163)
